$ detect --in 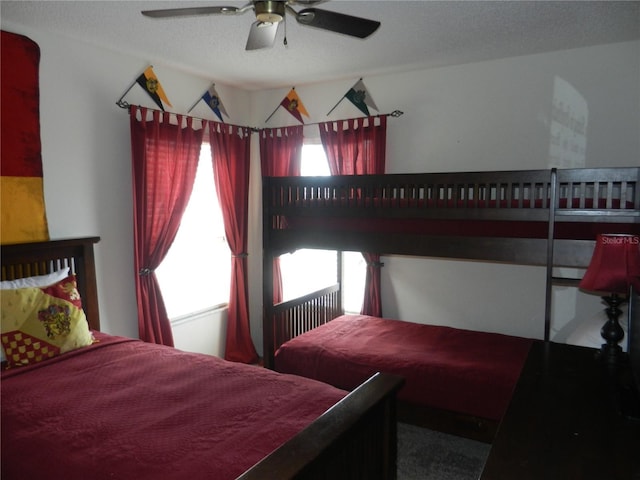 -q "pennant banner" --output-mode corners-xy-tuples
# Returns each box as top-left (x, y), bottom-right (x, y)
(345, 79), (378, 116)
(136, 66), (172, 111)
(189, 84), (228, 122)
(266, 87), (309, 123)
(328, 78), (378, 116)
